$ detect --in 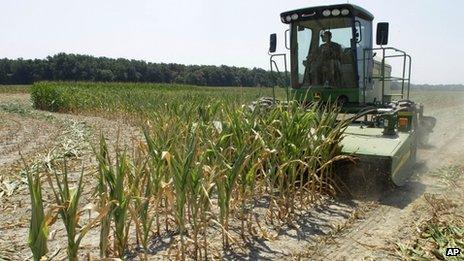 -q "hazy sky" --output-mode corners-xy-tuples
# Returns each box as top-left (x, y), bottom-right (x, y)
(1, 0), (462, 84)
